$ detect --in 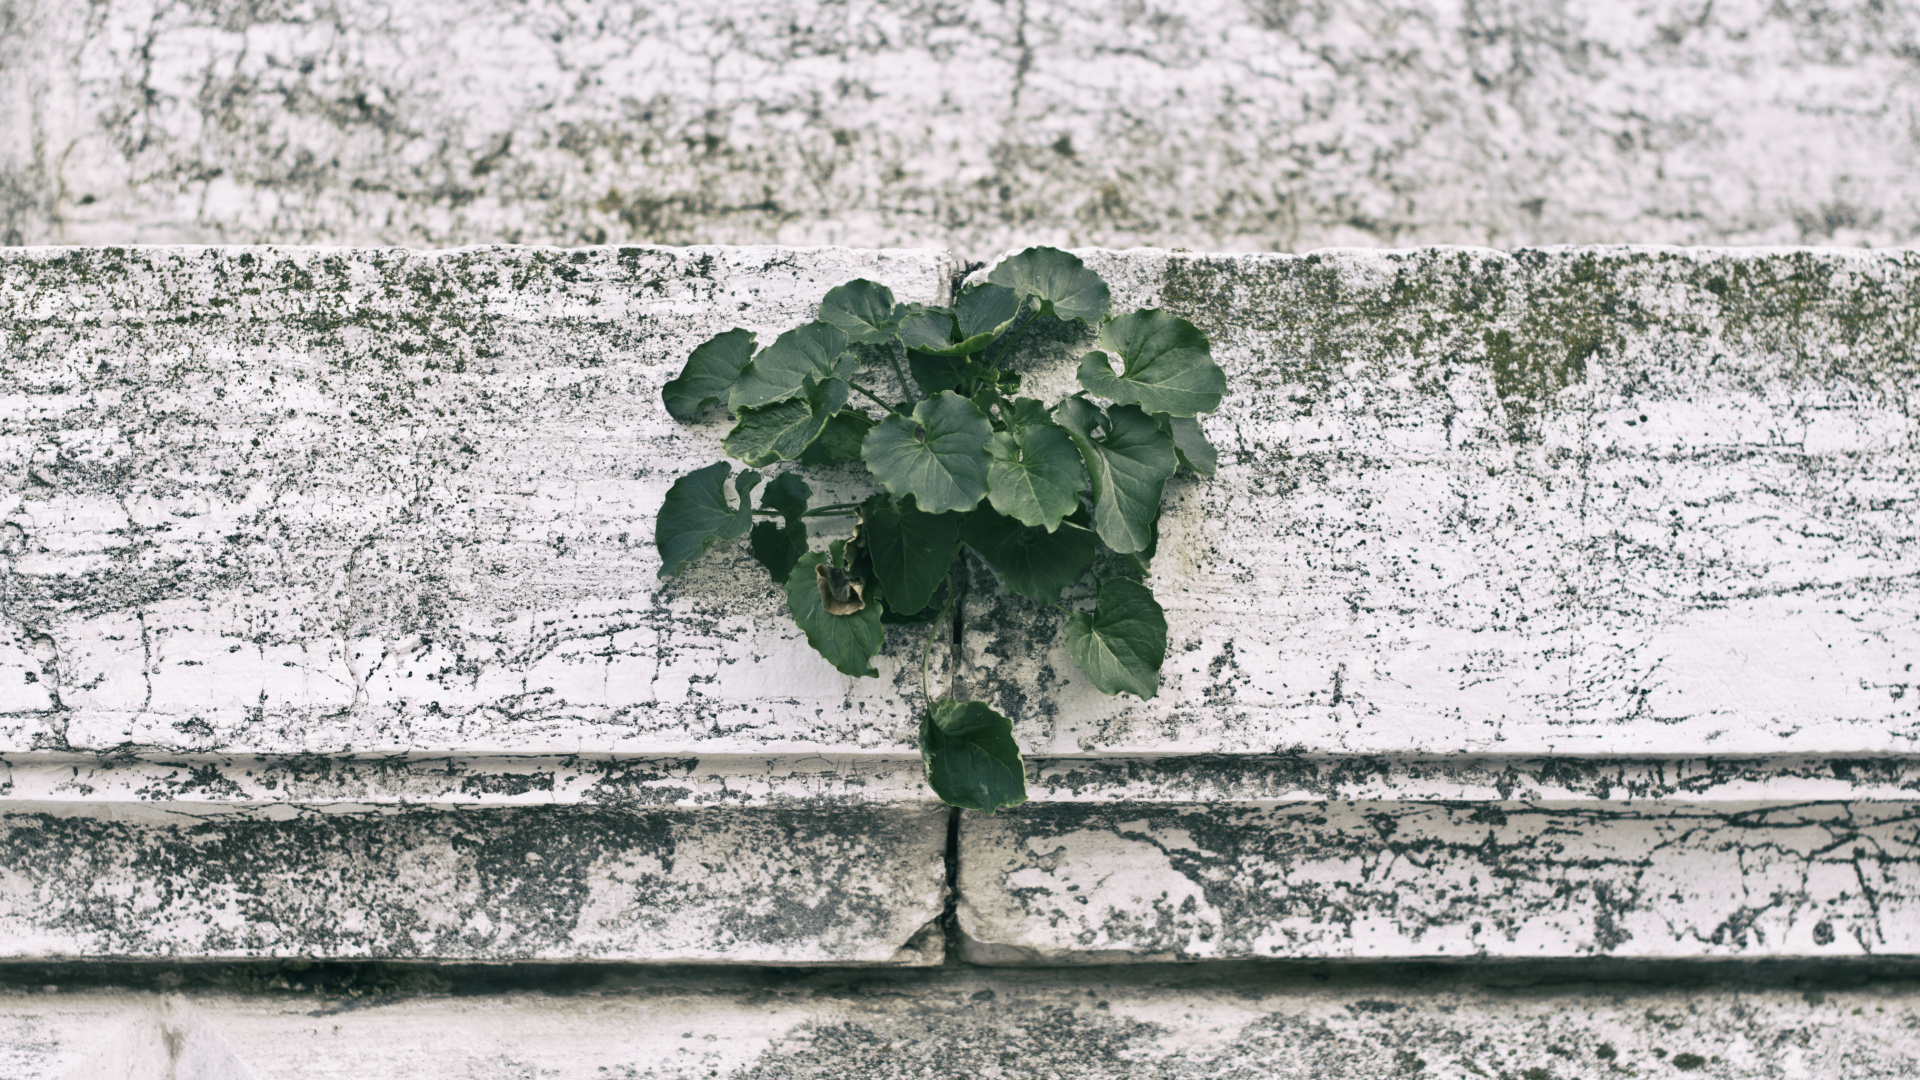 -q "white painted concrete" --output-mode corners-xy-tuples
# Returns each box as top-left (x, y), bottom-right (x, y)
(4, 1), (1918, 256)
